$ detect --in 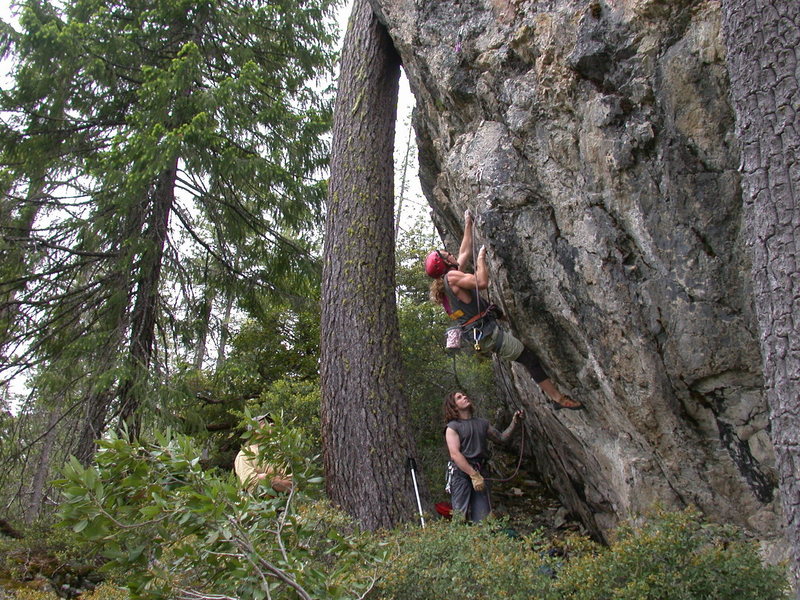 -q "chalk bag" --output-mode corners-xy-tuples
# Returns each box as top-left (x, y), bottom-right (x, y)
(445, 326), (462, 350)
